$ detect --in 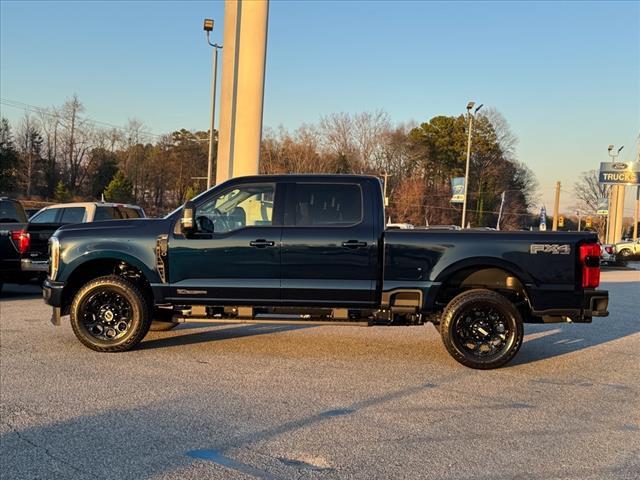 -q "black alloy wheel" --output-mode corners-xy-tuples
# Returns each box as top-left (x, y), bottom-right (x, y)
(70, 275), (151, 352)
(440, 289), (523, 369)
